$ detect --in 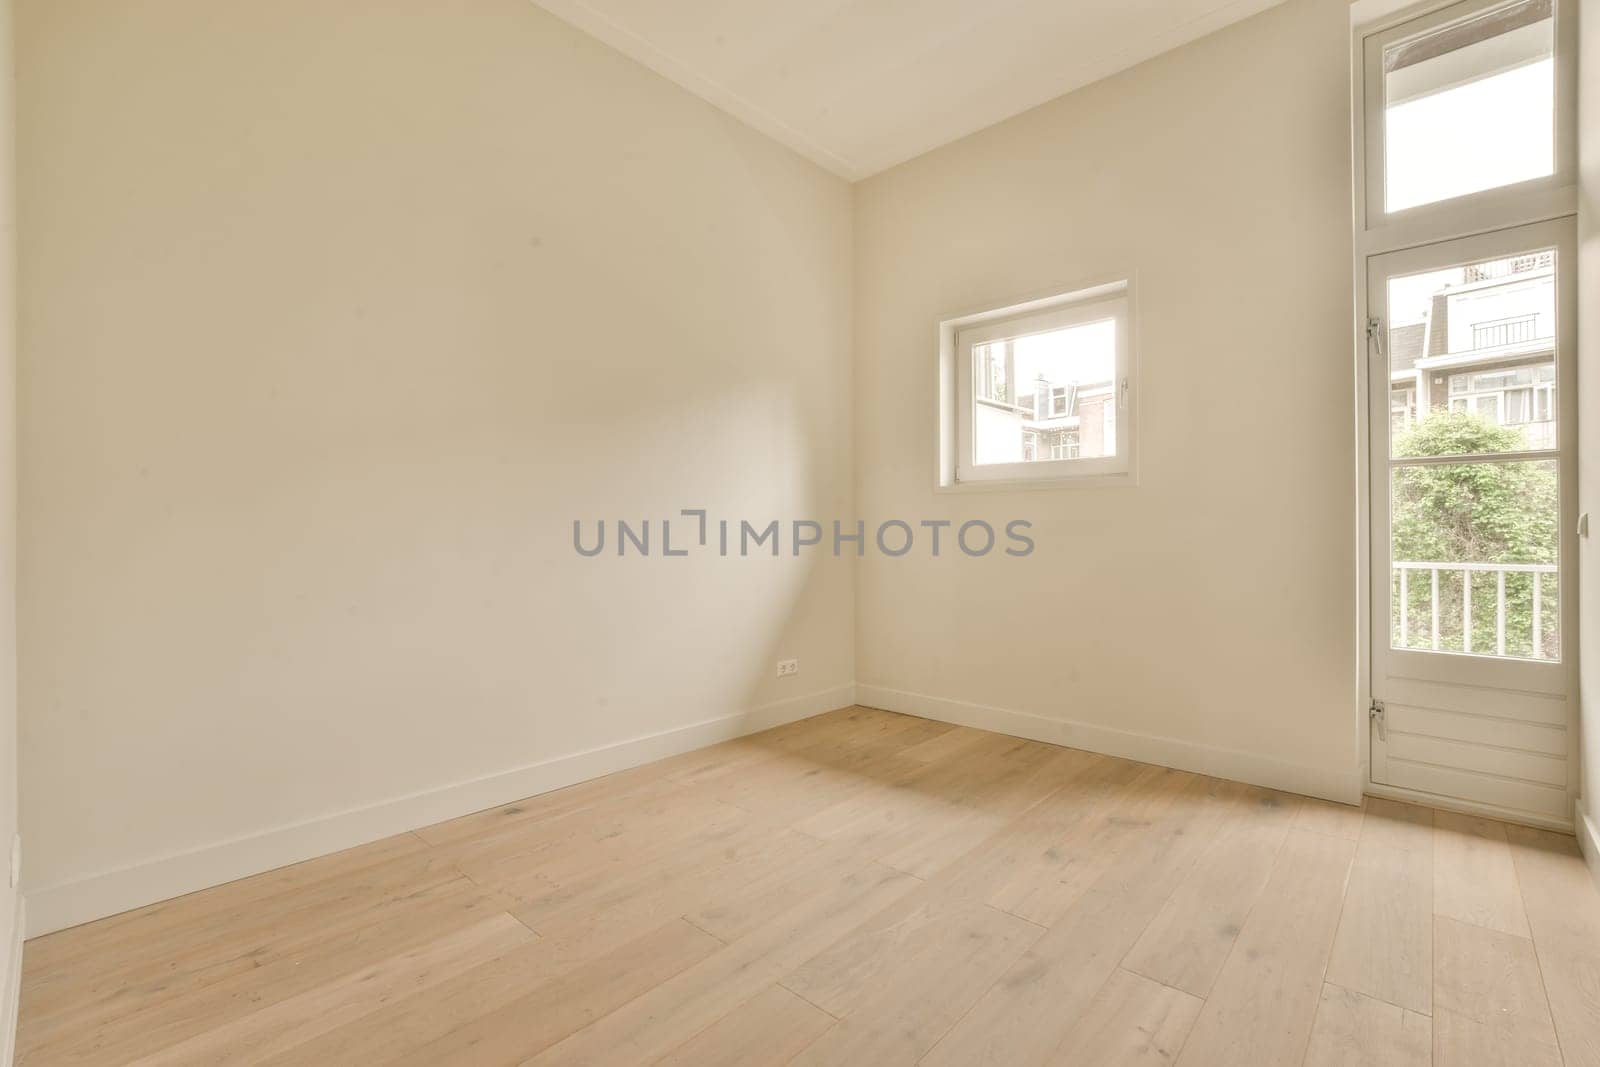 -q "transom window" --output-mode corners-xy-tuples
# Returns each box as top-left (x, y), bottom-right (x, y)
(1364, 0), (1572, 219)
